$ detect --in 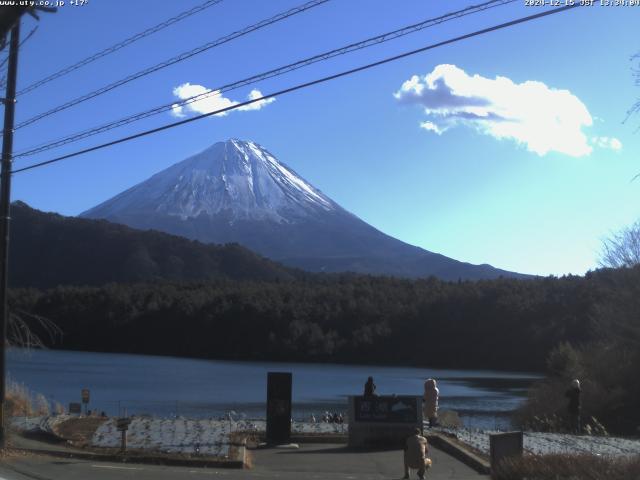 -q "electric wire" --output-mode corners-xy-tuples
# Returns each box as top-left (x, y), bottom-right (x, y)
(12, 4), (580, 175)
(14, 0), (516, 159)
(0, 25), (37, 71)
(16, 0), (225, 96)
(0, 26), (38, 89)
(11, 0), (330, 131)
